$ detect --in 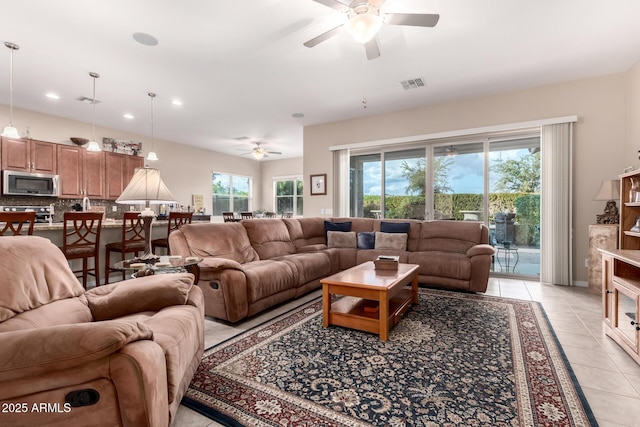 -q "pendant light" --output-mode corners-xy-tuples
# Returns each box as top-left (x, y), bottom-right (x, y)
(86, 72), (102, 152)
(146, 92), (158, 161)
(1, 42), (21, 139)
